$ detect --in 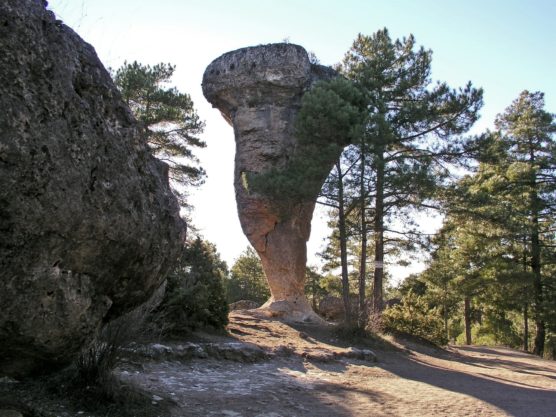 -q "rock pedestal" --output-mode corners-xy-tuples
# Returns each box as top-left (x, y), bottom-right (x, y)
(202, 44), (336, 321)
(0, 0), (185, 376)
